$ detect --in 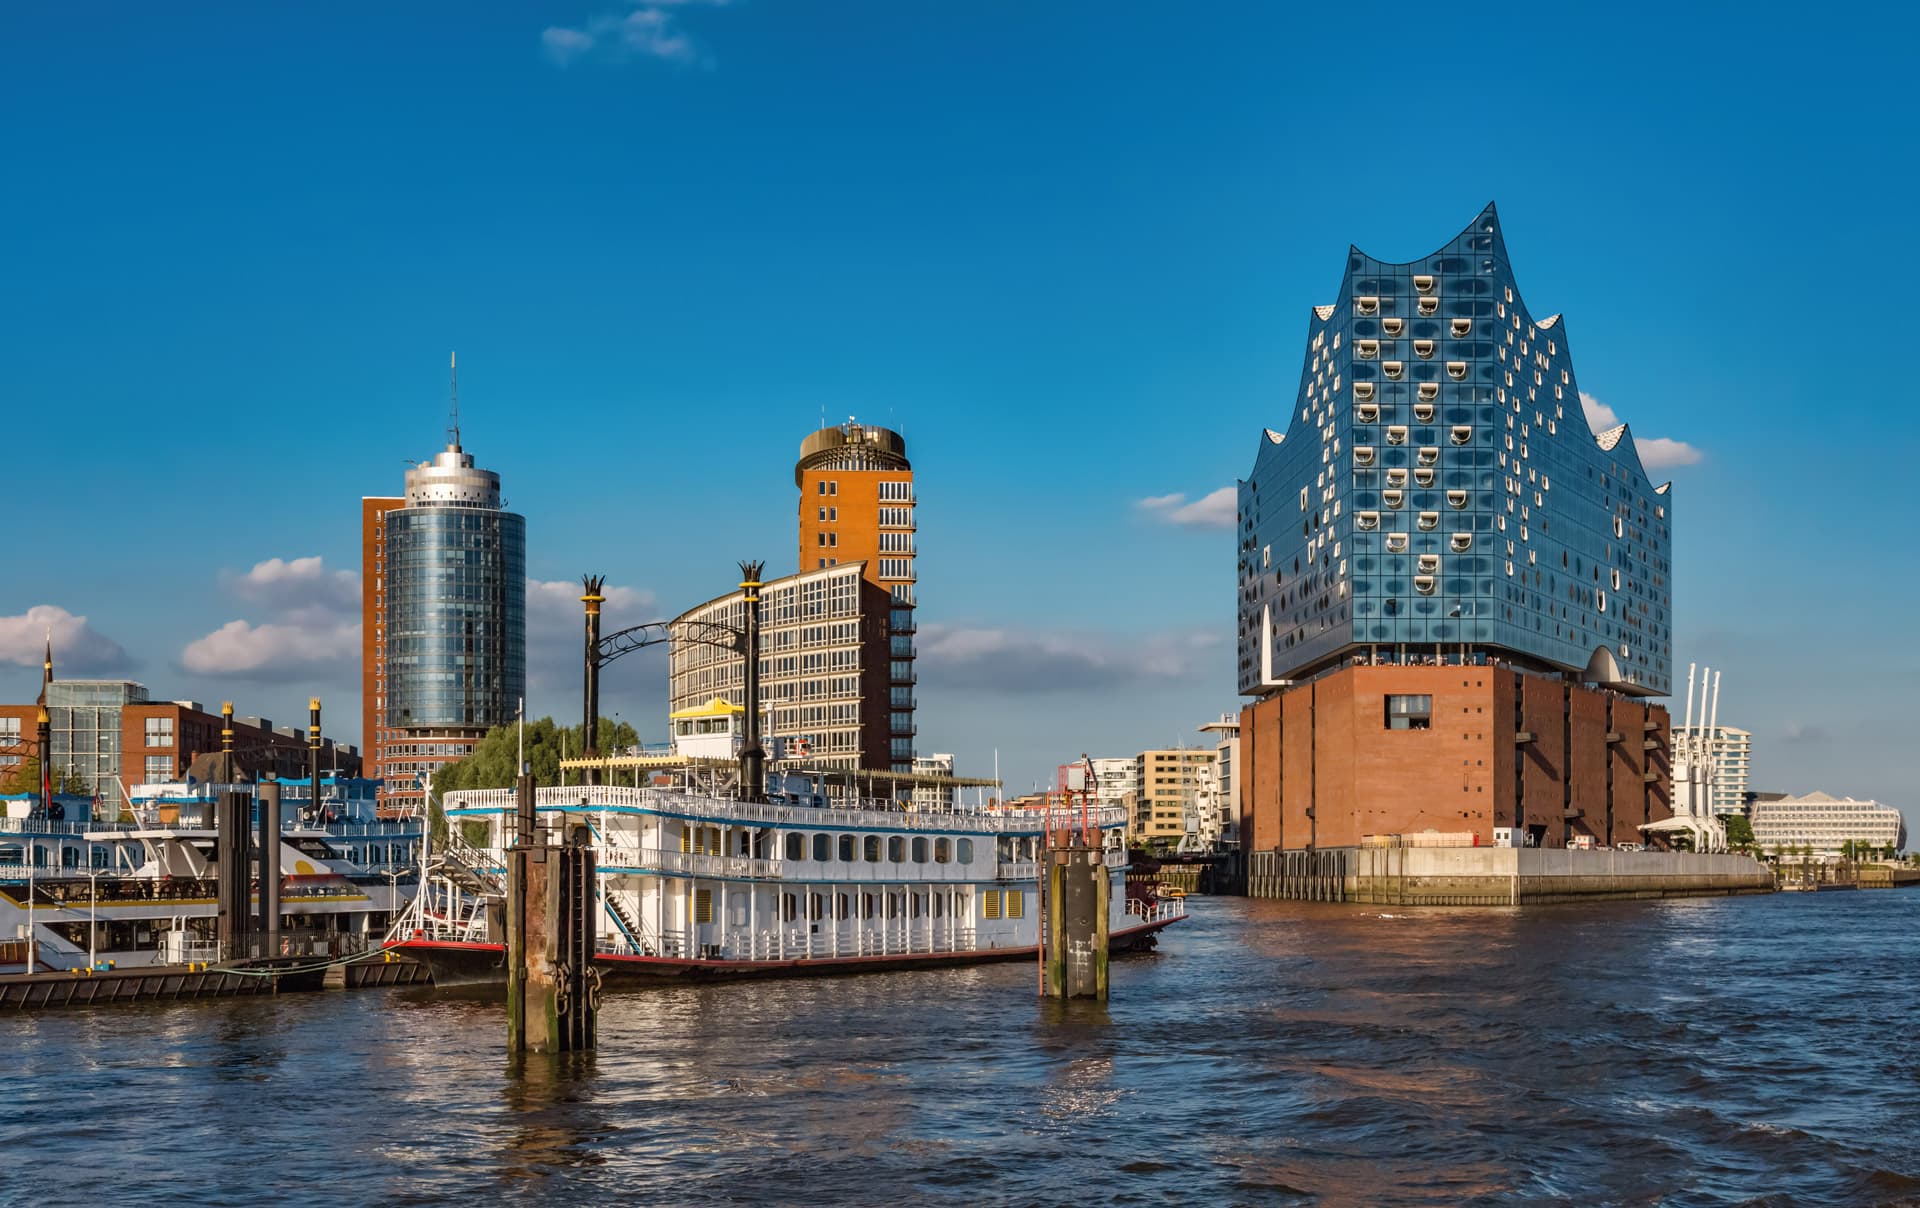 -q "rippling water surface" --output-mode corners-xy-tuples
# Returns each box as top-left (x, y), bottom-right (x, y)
(6, 893), (1920, 1206)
